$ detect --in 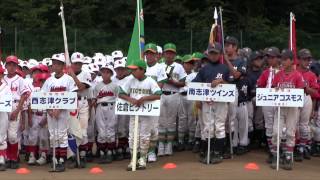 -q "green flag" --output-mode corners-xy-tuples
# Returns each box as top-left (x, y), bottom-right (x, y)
(127, 0), (144, 68)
